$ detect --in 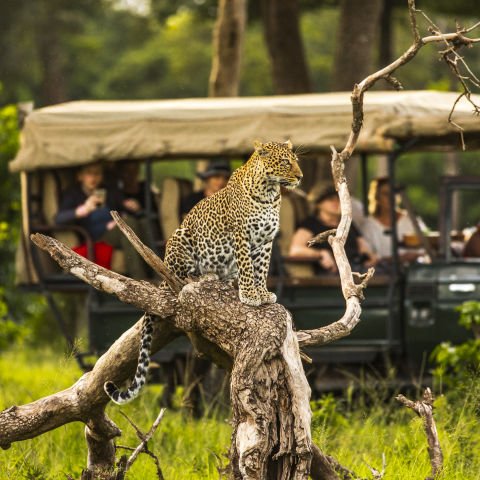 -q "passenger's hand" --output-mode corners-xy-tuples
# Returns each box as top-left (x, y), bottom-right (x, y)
(106, 220), (116, 231)
(123, 198), (142, 213)
(364, 253), (379, 267)
(318, 250), (337, 272)
(75, 196), (97, 217)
